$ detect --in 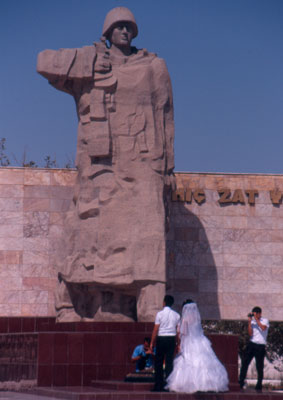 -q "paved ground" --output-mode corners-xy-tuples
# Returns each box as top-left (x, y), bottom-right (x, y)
(1, 389), (283, 400)
(0, 393), (54, 400)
